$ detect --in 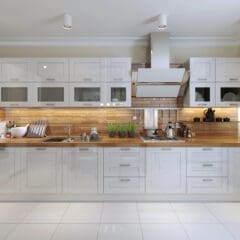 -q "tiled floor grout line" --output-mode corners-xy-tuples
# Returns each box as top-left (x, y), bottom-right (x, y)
(169, 202), (192, 240)
(136, 202), (144, 240)
(204, 203), (237, 240)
